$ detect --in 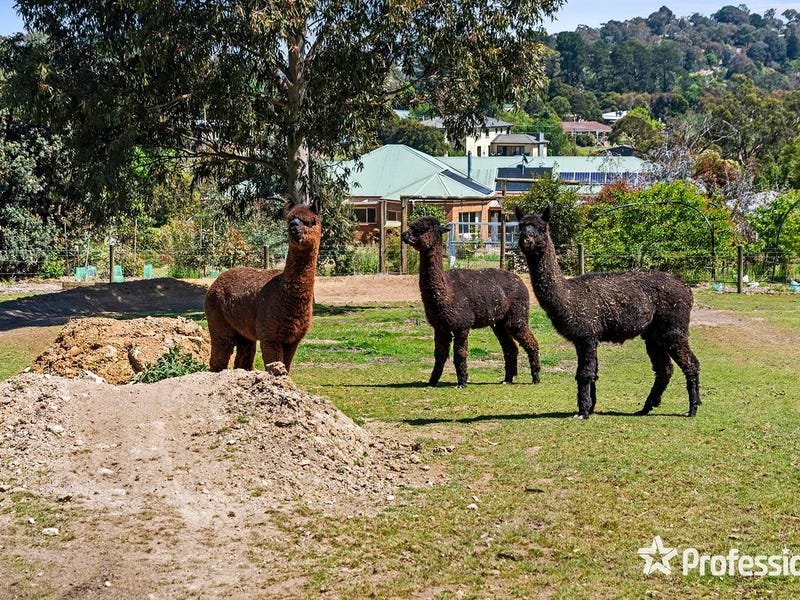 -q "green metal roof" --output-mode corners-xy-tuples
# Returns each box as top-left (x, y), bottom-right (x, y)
(339, 145), (494, 200)
(336, 145), (650, 199)
(436, 155), (649, 190)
